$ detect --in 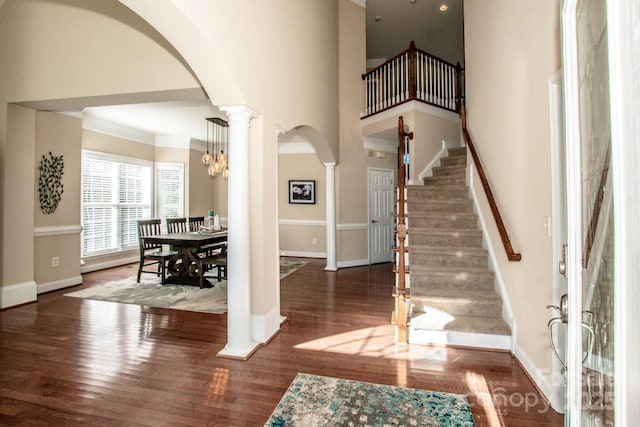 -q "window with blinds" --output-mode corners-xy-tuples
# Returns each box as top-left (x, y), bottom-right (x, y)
(81, 150), (153, 257)
(155, 163), (184, 224)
